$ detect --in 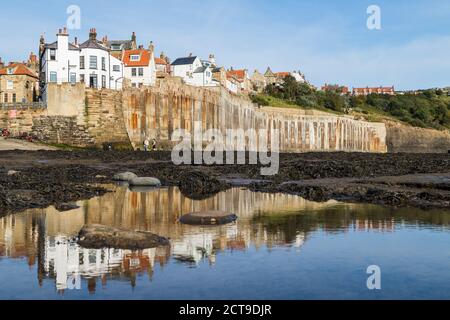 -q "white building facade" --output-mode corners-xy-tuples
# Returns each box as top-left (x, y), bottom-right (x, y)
(39, 28), (124, 102)
(171, 56), (216, 87)
(122, 47), (156, 88)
